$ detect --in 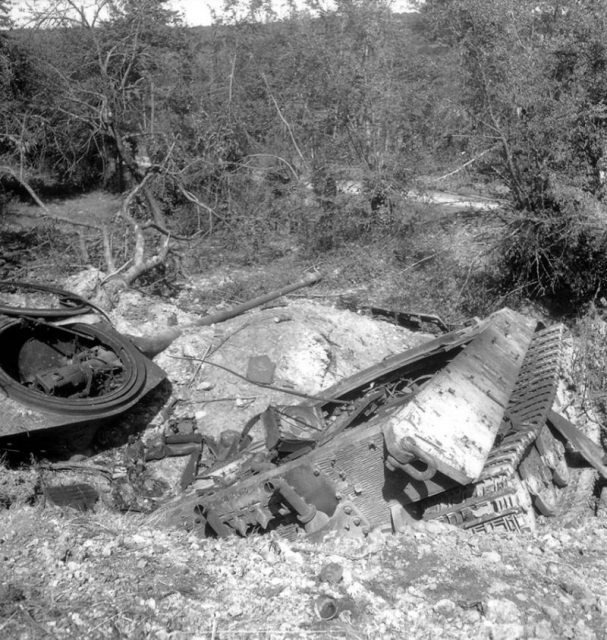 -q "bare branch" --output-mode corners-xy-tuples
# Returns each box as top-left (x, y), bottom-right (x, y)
(102, 225), (116, 272)
(434, 147), (497, 181)
(142, 220), (208, 242)
(177, 184), (230, 226)
(243, 154), (300, 181)
(261, 73), (306, 165)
